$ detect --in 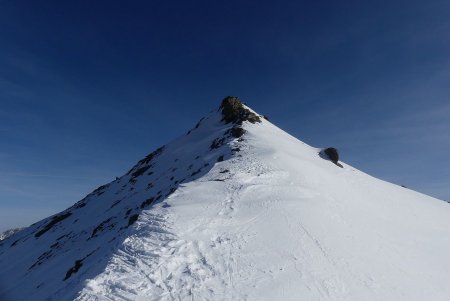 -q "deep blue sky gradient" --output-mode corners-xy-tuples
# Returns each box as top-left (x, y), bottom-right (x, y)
(1, 0), (449, 230)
